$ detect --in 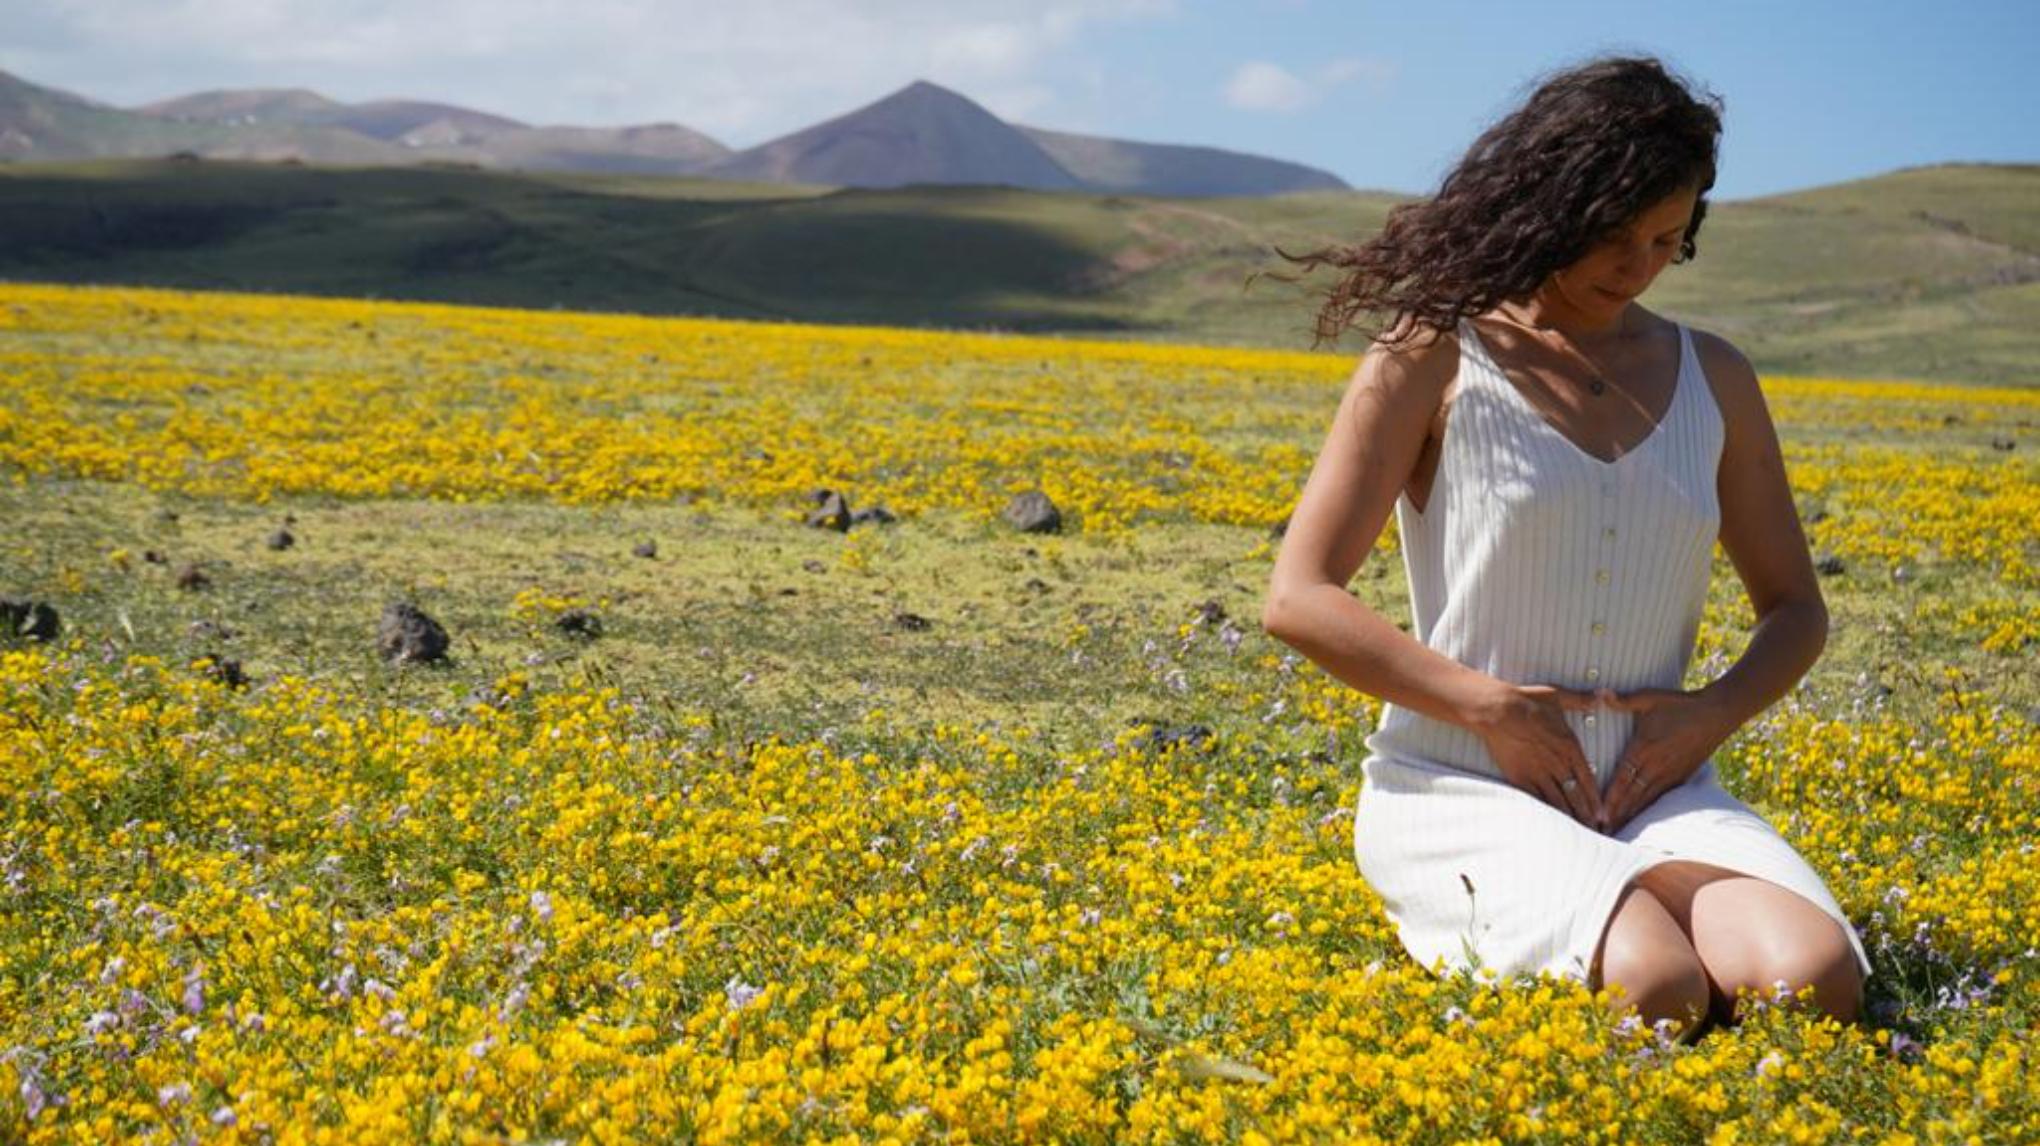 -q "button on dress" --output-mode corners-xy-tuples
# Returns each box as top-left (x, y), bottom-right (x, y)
(1352, 317), (1871, 984)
